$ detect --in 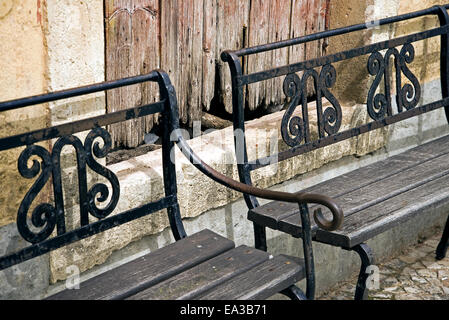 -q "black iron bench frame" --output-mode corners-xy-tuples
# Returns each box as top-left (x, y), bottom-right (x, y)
(0, 70), (342, 300)
(220, 4), (449, 300)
